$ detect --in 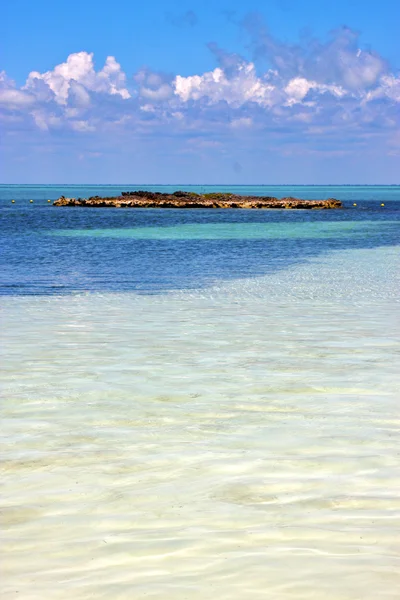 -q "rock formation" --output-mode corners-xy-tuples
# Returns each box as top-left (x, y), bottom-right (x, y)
(54, 190), (342, 209)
